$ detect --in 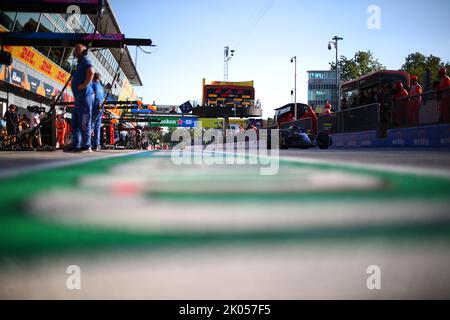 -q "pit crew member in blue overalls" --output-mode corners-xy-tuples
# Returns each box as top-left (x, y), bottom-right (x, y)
(91, 72), (105, 152)
(67, 43), (95, 152)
